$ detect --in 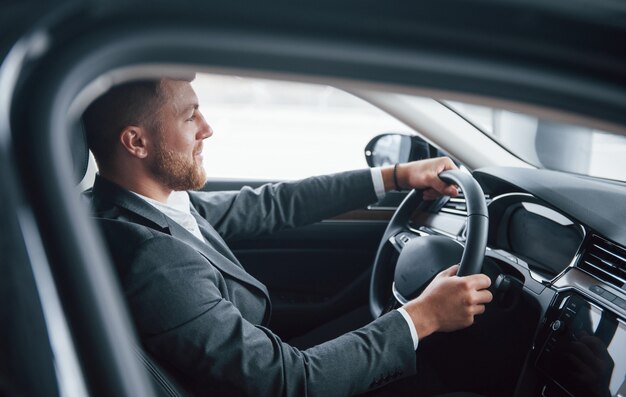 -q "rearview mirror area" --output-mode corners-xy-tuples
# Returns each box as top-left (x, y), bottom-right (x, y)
(364, 133), (445, 167)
